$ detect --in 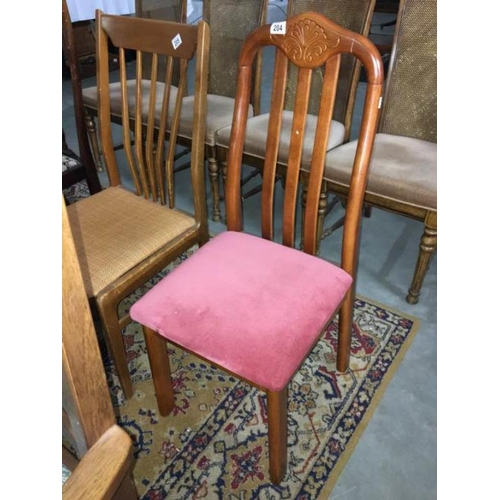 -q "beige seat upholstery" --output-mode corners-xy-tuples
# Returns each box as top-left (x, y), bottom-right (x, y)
(216, 111), (345, 164)
(325, 134), (437, 211)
